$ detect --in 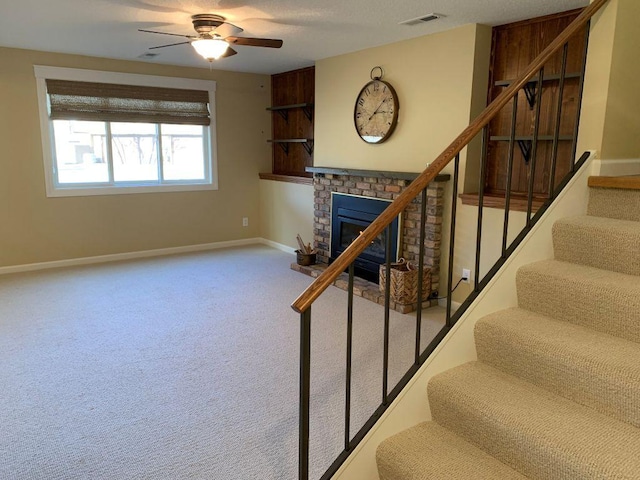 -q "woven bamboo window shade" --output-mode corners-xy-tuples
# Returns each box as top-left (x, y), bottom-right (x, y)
(45, 80), (210, 126)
